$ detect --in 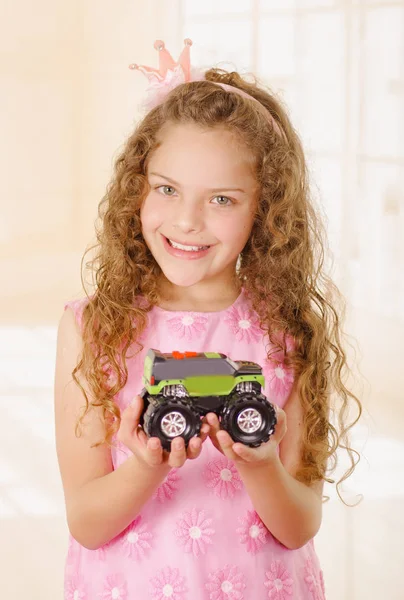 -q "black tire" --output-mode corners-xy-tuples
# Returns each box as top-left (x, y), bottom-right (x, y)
(143, 397), (201, 452)
(221, 393), (277, 447)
